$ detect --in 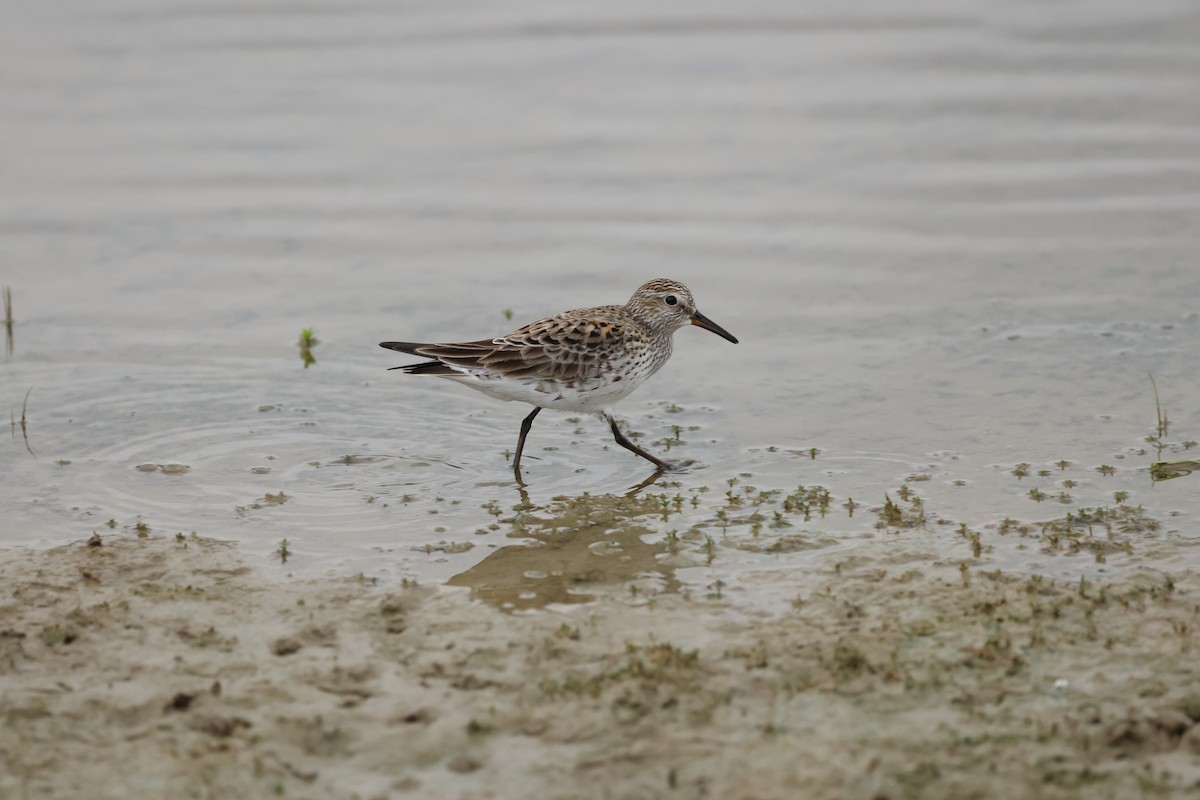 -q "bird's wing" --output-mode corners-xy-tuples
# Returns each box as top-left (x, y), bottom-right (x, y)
(381, 306), (632, 382)
(479, 307), (630, 382)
